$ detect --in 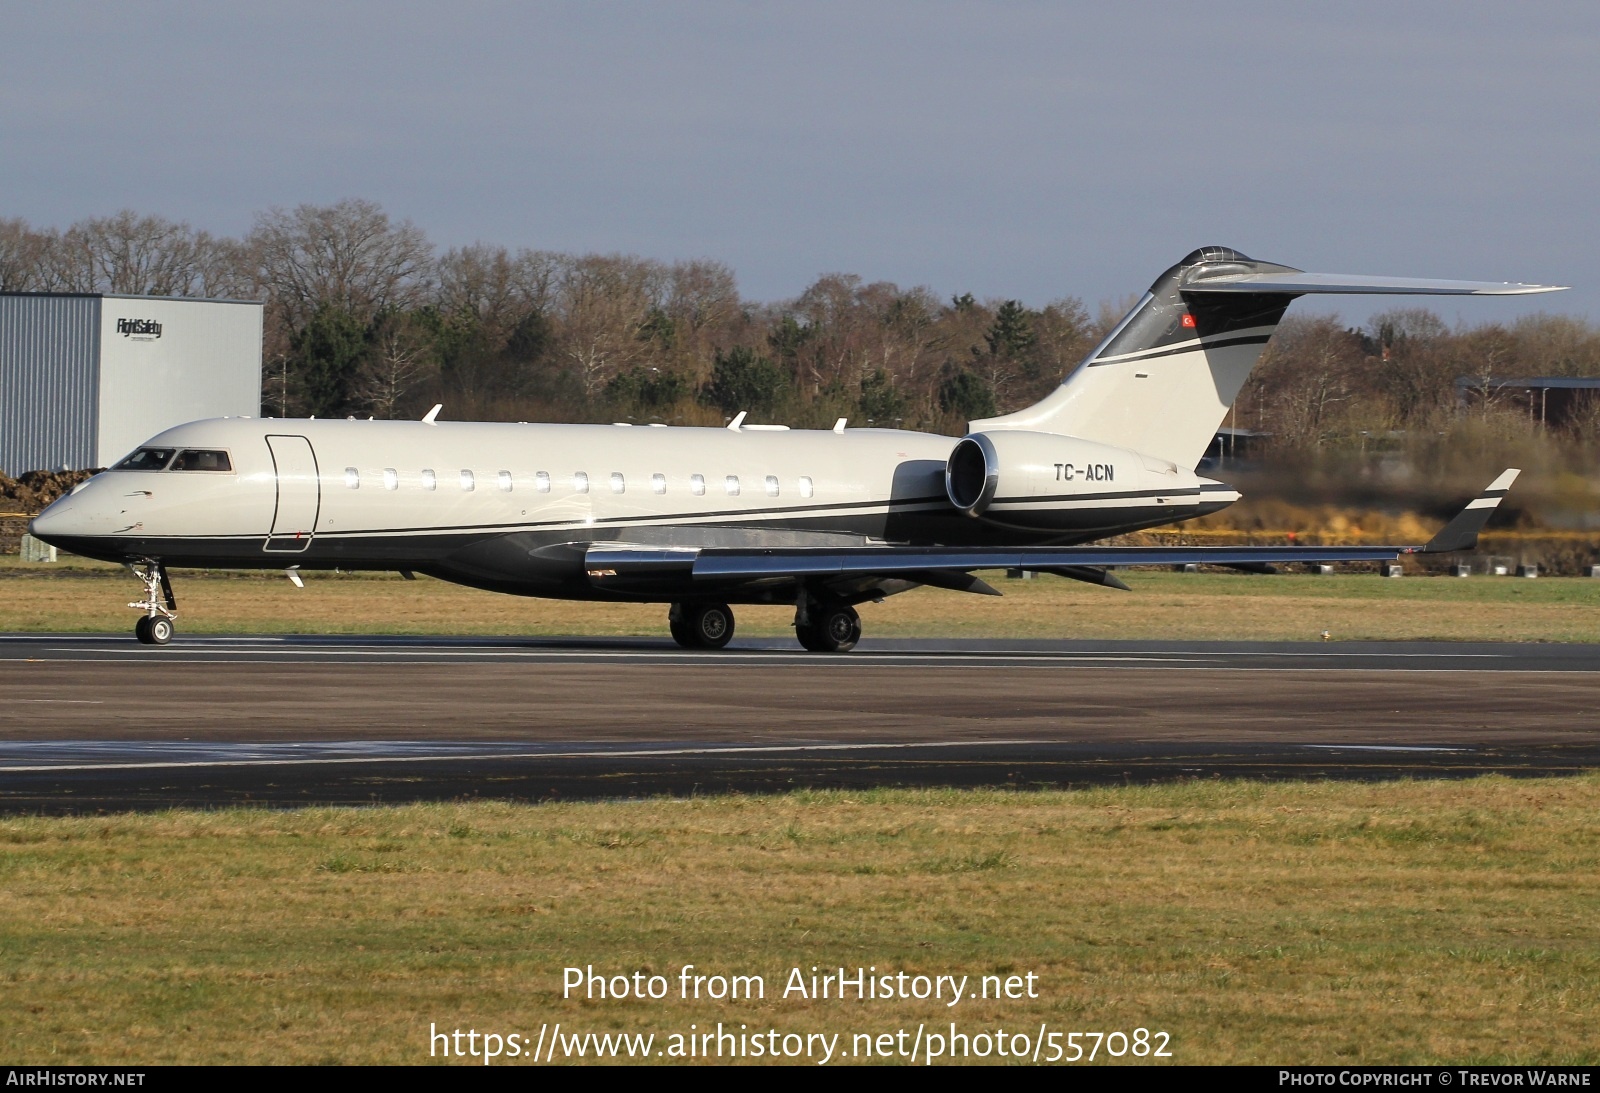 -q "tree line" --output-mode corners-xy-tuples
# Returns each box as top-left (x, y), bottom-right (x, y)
(4, 201), (1599, 452)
